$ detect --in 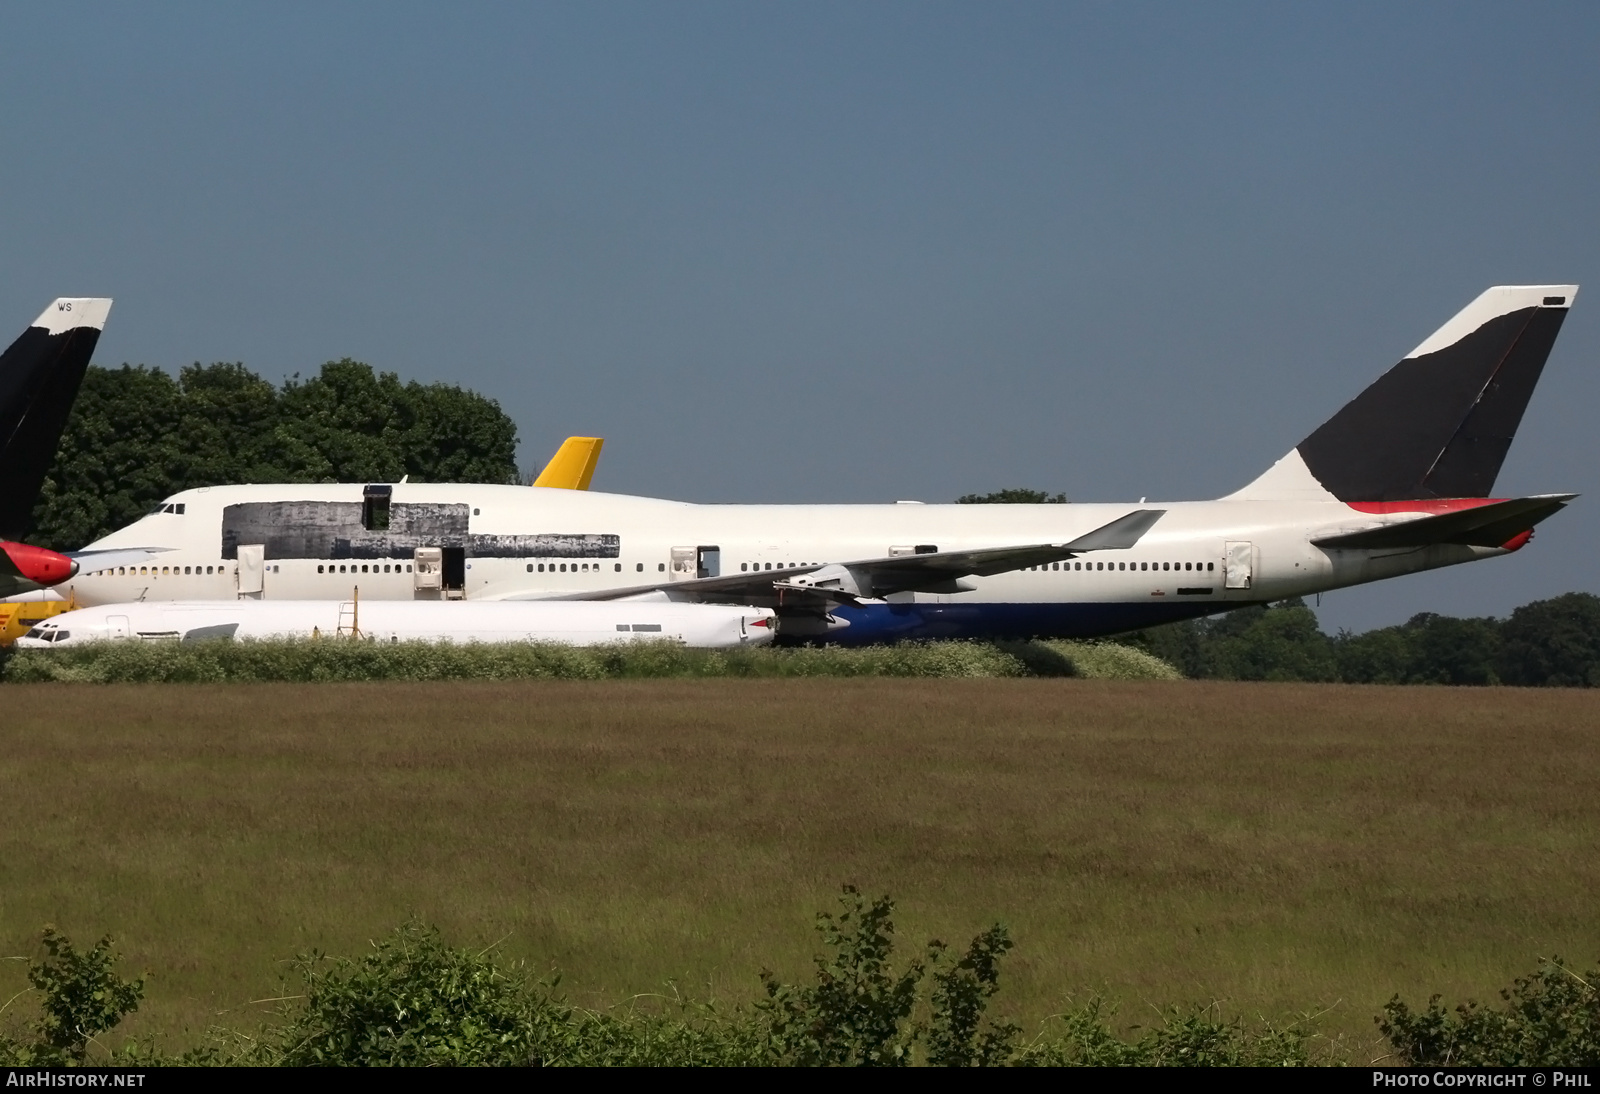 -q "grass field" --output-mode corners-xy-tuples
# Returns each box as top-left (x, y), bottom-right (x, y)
(1, 678), (1596, 1059)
